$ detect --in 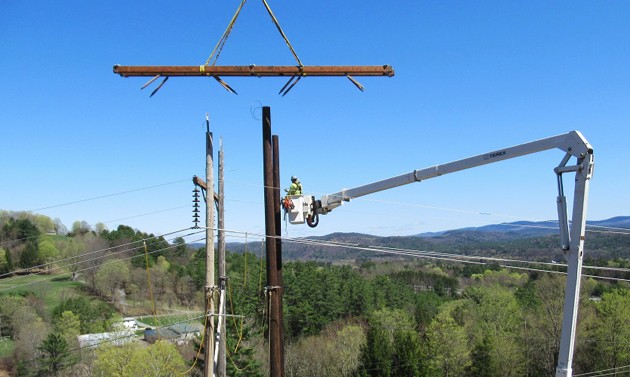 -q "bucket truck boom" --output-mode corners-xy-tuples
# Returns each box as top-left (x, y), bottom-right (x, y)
(284, 130), (594, 377)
